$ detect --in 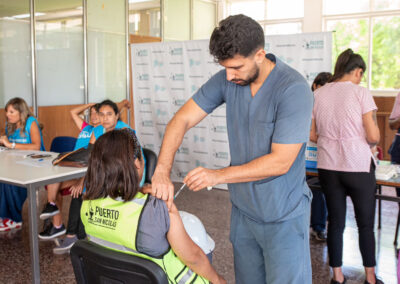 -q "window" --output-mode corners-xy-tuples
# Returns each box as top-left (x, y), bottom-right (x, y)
(323, 0), (400, 90)
(226, 0), (303, 35)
